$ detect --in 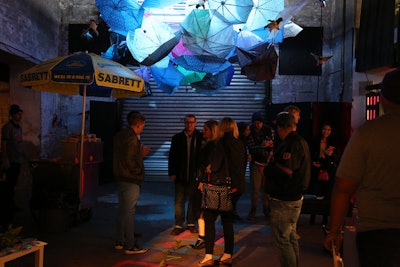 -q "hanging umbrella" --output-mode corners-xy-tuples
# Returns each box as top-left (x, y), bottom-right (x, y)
(150, 62), (184, 94)
(176, 65), (207, 85)
(171, 38), (194, 58)
(181, 9), (236, 58)
(244, 0), (284, 31)
(133, 66), (151, 82)
(236, 29), (264, 49)
(19, 52), (145, 194)
(276, 0), (310, 25)
(126, 15), (180, 68)
(282, 20), (303, 38)
(95, 0), (144, 36)
(207, 0), (254, 24)
(266, 28), (284, 43)
(171, 54), (232, 73)
(192, 65), (235, 95)
(141, 0), (183, 8)
(237, 42), (278, 81)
